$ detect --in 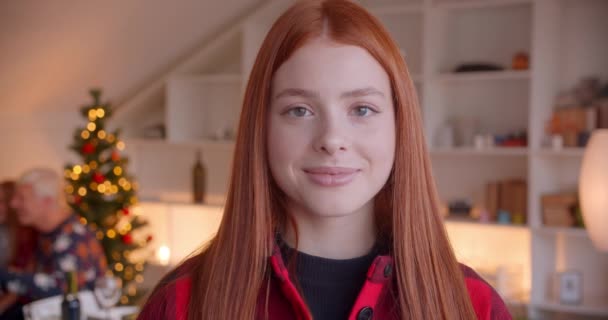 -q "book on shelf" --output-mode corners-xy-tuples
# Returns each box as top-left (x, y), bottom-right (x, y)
(485, 179), (527, 224)
(541, 193), (578, 227)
